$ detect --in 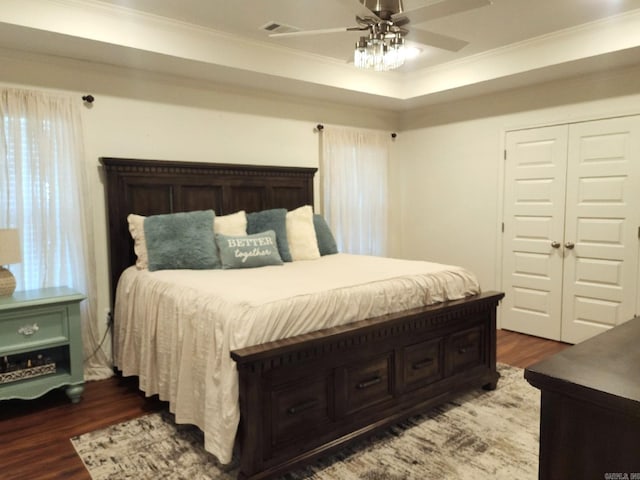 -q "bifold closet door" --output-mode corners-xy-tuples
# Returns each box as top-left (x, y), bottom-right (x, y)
(502, 116), (640, 343)
(561, 116), (640, 344)
(501, 125), (568, 340)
